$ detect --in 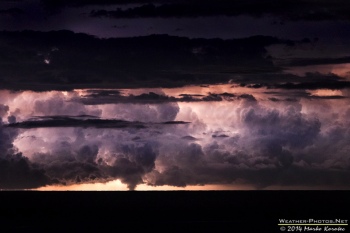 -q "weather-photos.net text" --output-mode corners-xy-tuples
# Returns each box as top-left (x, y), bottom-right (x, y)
(278, 219), (348, 232)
